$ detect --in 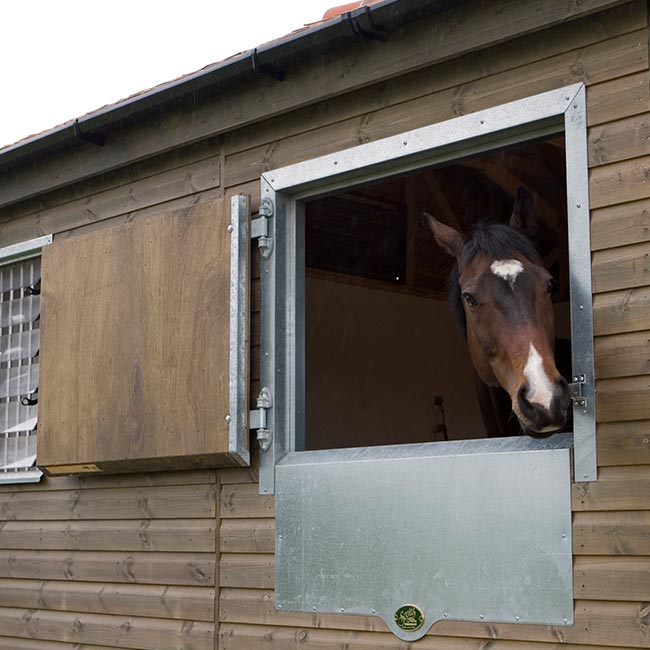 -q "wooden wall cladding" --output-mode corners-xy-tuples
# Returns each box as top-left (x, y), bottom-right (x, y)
(38, 198), (243, 473)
